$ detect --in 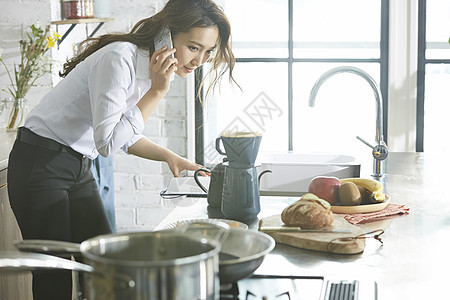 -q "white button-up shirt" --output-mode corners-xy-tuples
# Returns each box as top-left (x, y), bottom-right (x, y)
(25, 42), (151, 159)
